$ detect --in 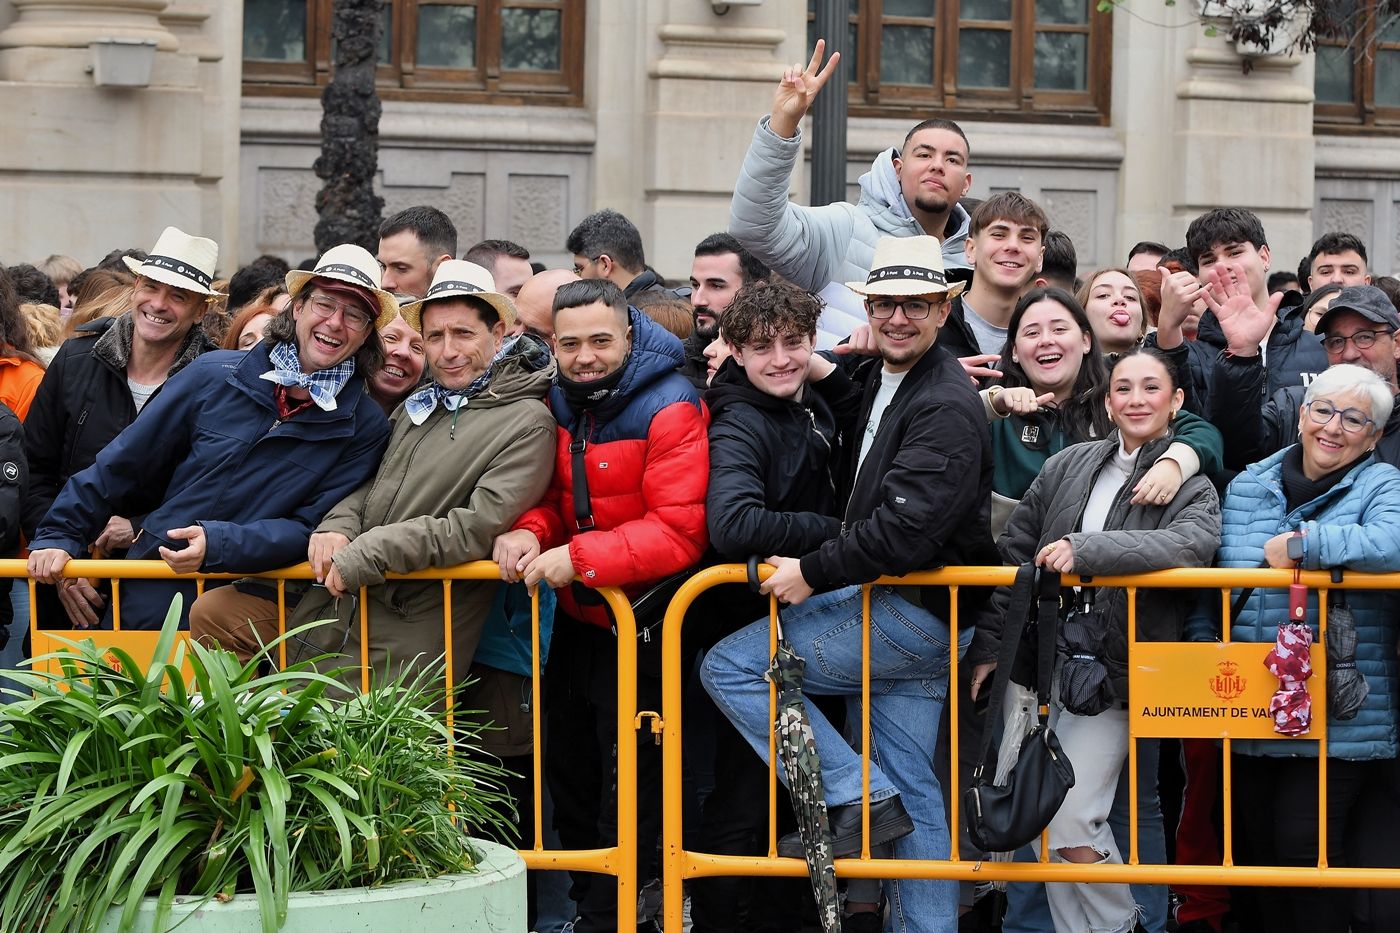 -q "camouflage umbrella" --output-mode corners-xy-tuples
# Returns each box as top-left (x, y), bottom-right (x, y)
(750, 559), (840, 933)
